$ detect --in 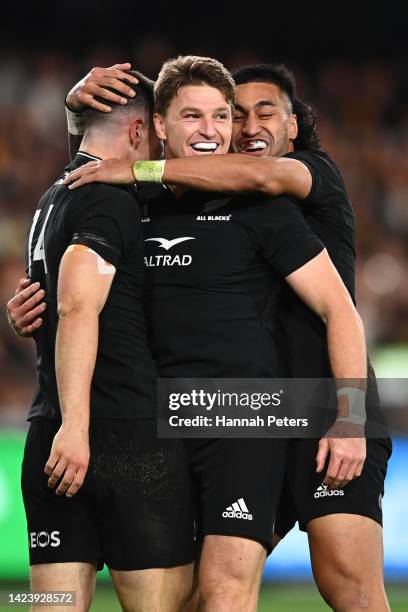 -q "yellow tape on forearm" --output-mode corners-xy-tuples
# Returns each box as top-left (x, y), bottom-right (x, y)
(133, 160), (166, 183)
